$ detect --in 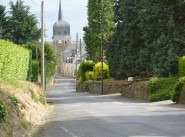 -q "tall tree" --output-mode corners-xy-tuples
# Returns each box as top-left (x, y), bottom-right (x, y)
(83, 0), (115, 61)
(107, 0), (144, 79)
(138, 0), (185, 76)
(108, 0), (185, 79)
(2, 0), (40, 44)
(0, 5), (7, 37)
